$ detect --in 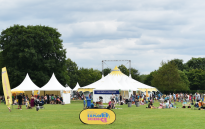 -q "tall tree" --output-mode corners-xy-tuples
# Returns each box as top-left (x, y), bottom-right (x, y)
(0, 25), (69, 88)
(0, 51), (4, 94)
(139, 74), (148, 83)
(77, 68), (101, 87)
(185, 69), (205, 90)
(151, 61), (189, 92)
(144, 71), (156, 86)
(186, 57), (205, 70)
(118, 65), (129, 75)
(65, 58), (78, 89)
(118, 65), (140, 81)
(130, 67), (140, 81)
(102, 68), (111, 76)
(118, 64), (140, 81)
(170, 59), (184, 71)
